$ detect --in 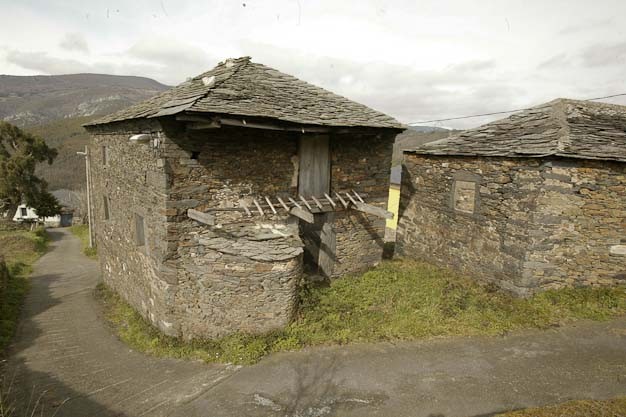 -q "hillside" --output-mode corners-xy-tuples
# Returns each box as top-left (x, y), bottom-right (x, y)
(392, 127), (459, 165)
(0, 73), (169, 190)
(0, 73), (168, 126)
(28, 116), (95, 190)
